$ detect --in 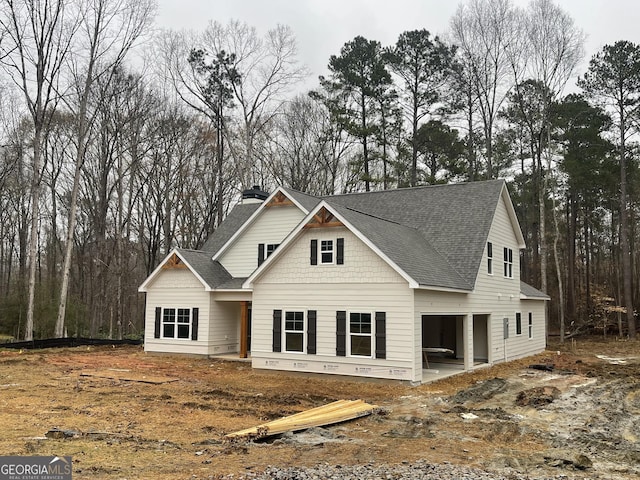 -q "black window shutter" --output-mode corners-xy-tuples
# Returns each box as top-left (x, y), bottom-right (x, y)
(154, 307), (161, 338)
(336, 237), (344, 265)
(375, 311), (386, 359)
(258, 243), (265, 267)
(336, 310), (346, 356)
(310, 239), (318, 265)
(191, 308), (199, 341)
(307, 310), (317, 355)
(272, 310), (282, 352)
